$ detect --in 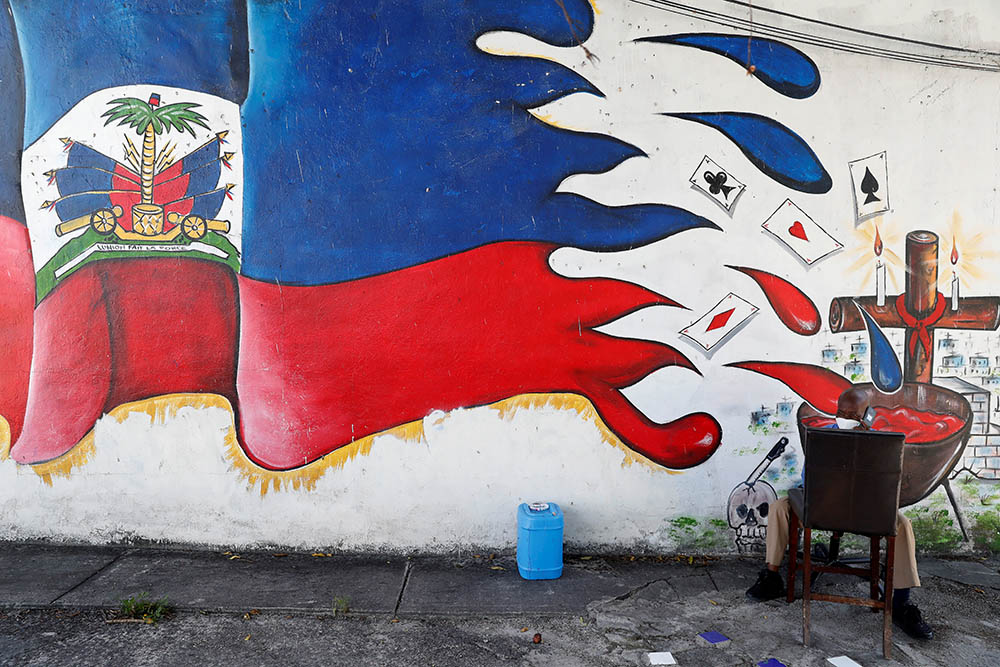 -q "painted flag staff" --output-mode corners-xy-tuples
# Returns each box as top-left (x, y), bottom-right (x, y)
(829, 230), (1000, 383)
